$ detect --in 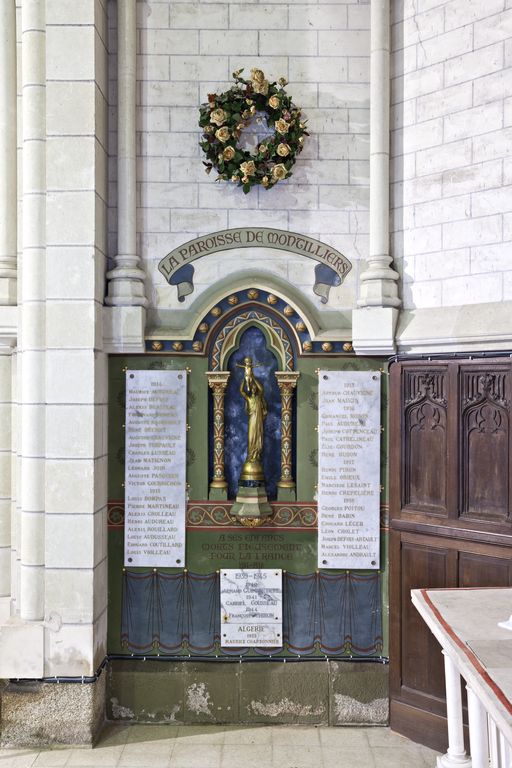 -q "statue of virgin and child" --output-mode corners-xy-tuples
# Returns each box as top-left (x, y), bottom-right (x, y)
(236, 356), (267, 483)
